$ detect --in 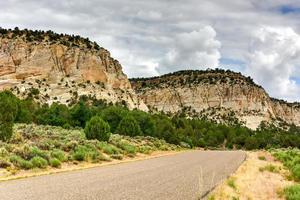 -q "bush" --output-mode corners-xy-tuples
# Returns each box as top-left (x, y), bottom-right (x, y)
(72, 147), (86, 161)
(100, 143), (121, 155)
(116, 116), (142, 136)
(31, 156), (48, 168)
(284, 184), (300, 200)
(72, 145), (100, 162)
(9, 155), (33, 169)
(84, 116), (111, 141)
(50, 158), (61, 168)
(51, 149), (66, 162)
(292, 164), (300, 181)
